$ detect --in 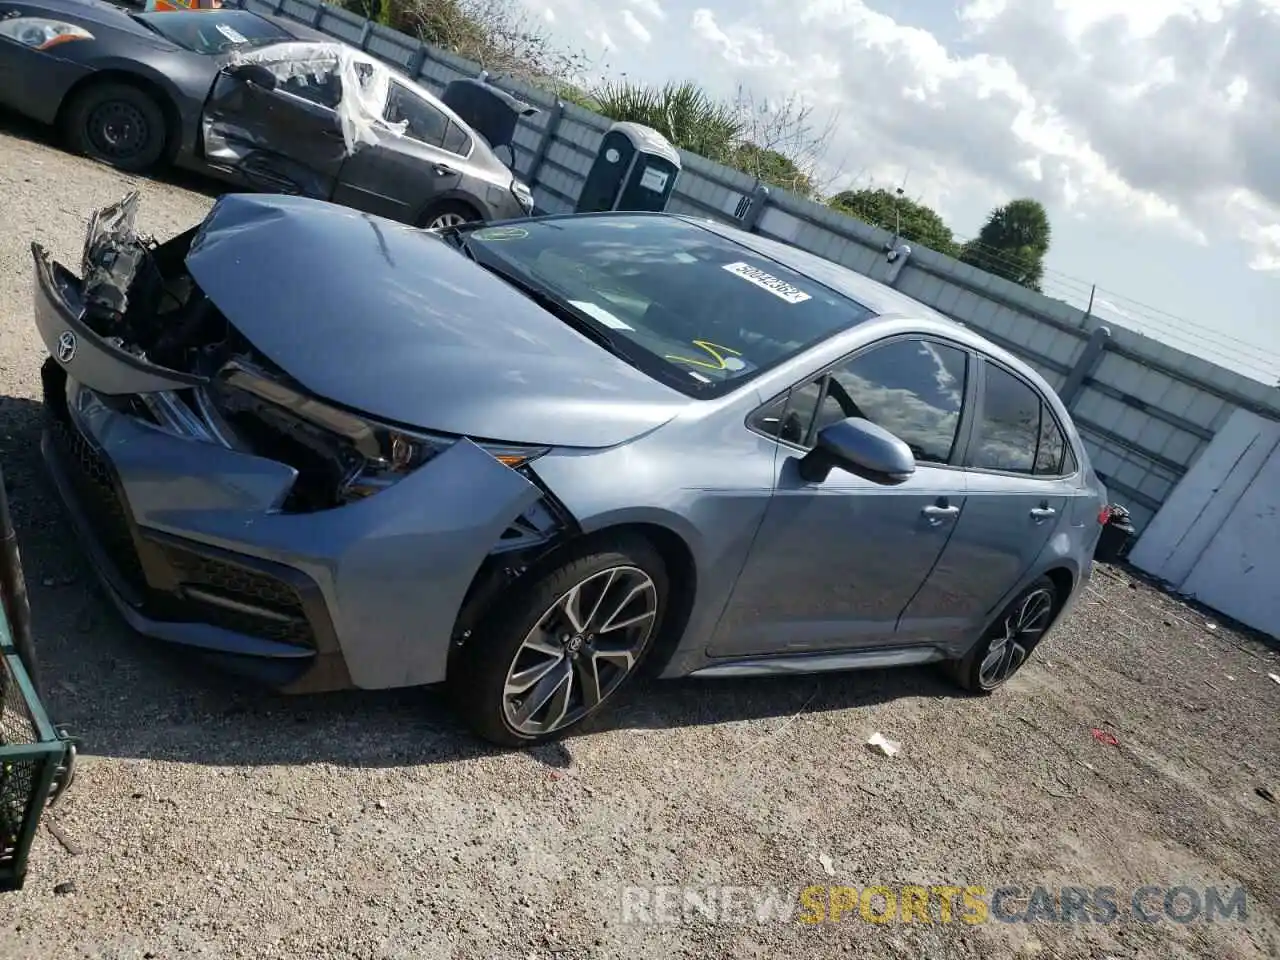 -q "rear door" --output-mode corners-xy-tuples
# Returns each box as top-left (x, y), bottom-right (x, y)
(332, 80), (470, 223)
(200, 59), (348, 199)
(900, 358), (1074, 644)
